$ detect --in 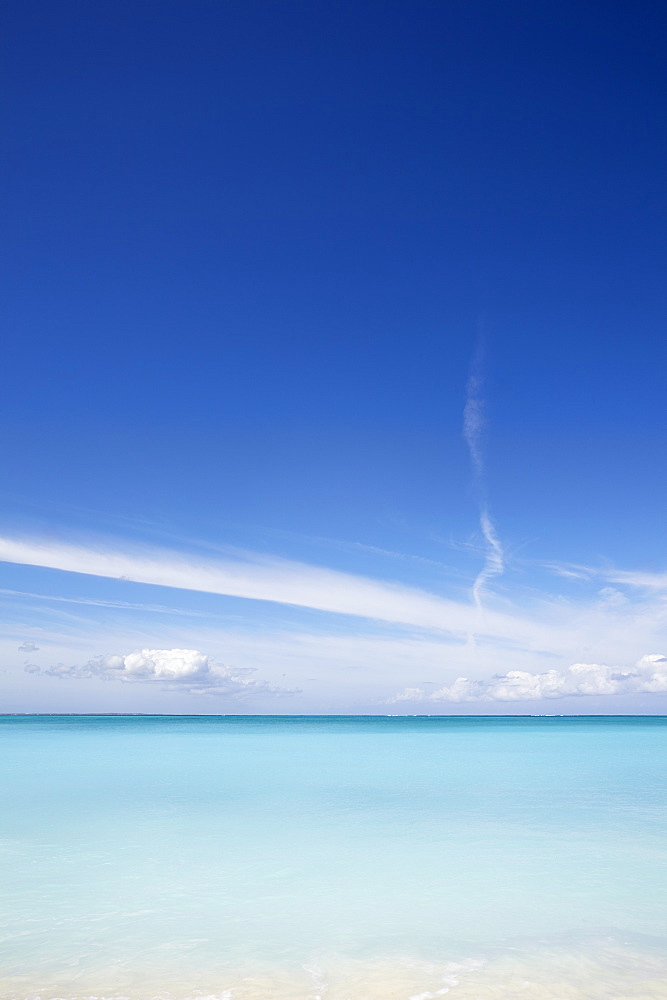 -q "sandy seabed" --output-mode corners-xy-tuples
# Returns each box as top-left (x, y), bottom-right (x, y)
(4, 937), (667, 1000)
